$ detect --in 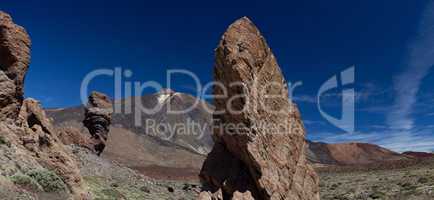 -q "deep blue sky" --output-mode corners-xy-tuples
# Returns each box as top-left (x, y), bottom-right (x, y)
(2, 0), (434, 152)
